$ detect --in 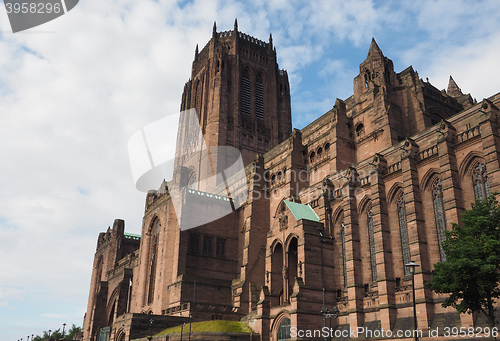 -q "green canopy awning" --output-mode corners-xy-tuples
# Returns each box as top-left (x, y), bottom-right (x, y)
(284, 200), (320, 222)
